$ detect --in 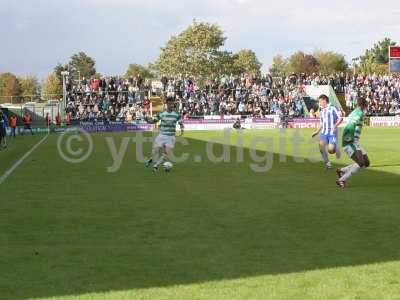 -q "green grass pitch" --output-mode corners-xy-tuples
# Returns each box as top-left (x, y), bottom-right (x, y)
(1, 127), (400, 300)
